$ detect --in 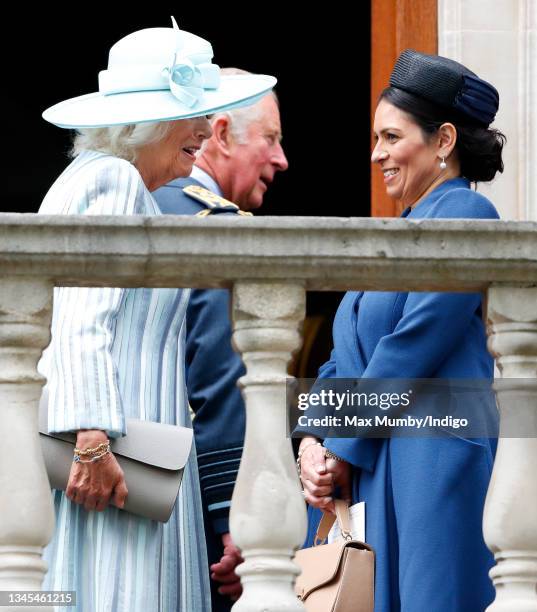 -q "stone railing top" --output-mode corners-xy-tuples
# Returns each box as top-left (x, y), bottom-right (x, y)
(0, 214), (536, 291)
